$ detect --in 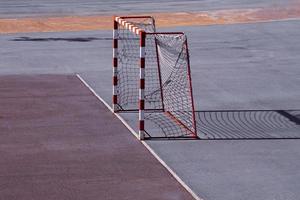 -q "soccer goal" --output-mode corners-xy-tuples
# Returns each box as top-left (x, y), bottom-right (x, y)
(112, 16), (197, 140)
